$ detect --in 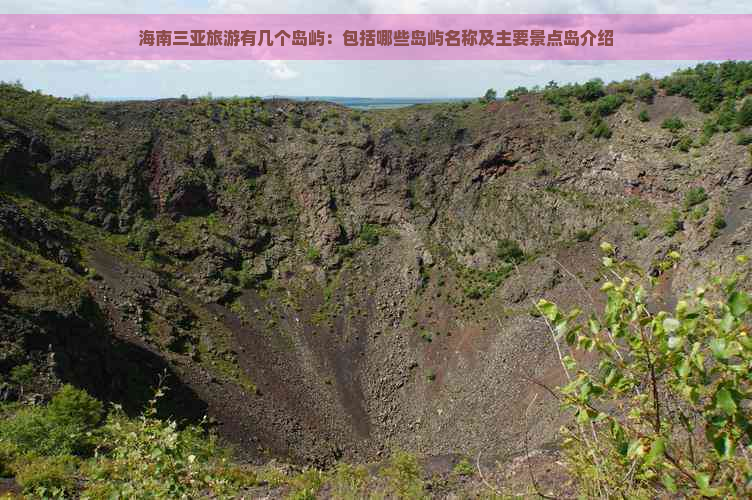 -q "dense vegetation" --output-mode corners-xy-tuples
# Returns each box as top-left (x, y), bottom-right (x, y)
(541, 244), (752, 498)
(0, 383), (255, 498)
(494, 61), (752, 142)
(0, 384), (484, 498)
